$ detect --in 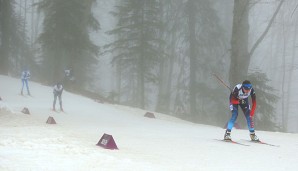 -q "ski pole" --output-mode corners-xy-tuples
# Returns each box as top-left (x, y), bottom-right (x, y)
(212, 73), (232, 92)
